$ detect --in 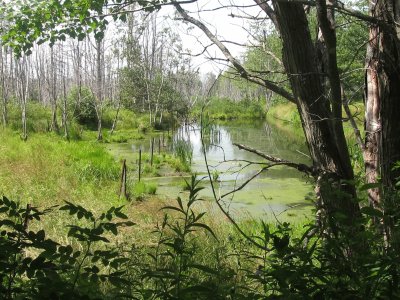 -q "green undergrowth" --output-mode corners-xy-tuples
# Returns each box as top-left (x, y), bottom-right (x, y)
(4, 102), (167, 142)
(0, 175), (313, 299)
(193, 97), (266, 120)
(1, 174), (399, 299)
(267, 101), (364, 139)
